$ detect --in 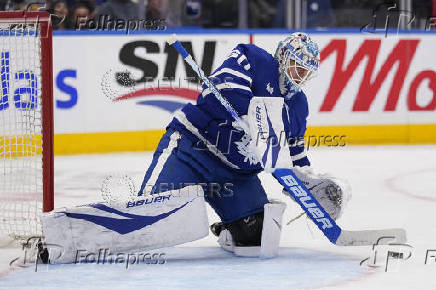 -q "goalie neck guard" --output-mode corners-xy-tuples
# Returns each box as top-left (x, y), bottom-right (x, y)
(274, 32), (320, 96)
